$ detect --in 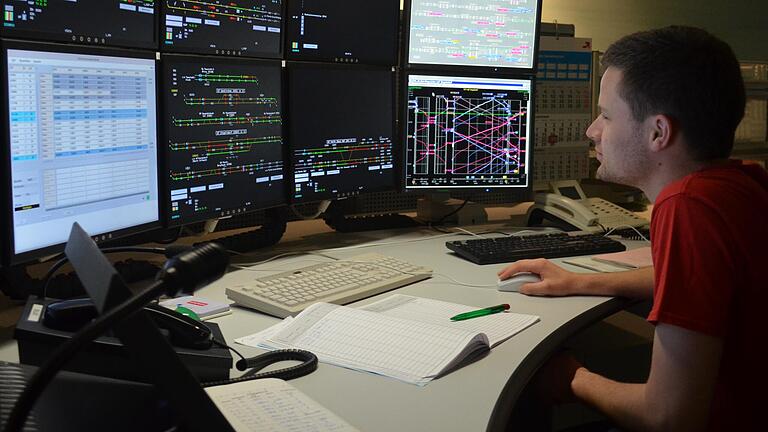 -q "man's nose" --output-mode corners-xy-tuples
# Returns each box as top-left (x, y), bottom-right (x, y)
(585, 118), (600, 143)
